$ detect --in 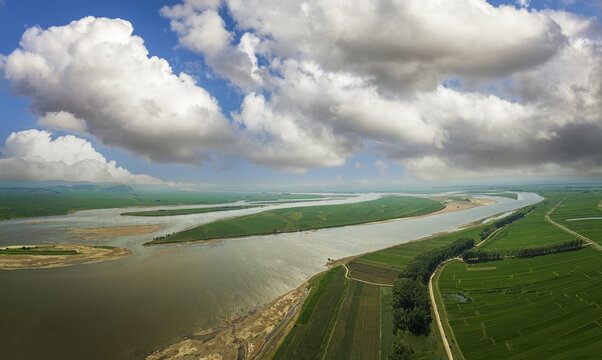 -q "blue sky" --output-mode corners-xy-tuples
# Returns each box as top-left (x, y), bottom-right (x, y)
(0, 0), (600, 189)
